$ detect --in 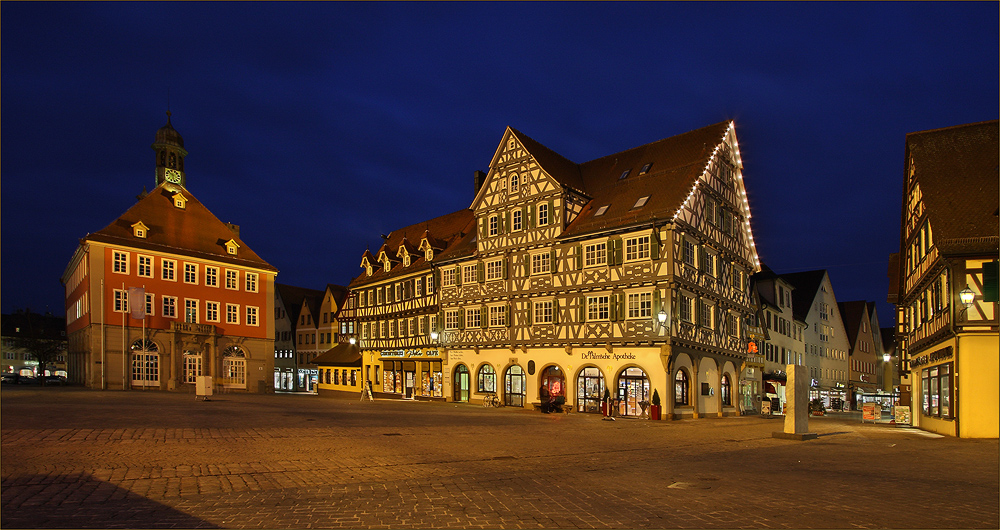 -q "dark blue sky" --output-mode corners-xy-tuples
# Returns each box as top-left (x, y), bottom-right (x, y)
(3, 2), (997, 327)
